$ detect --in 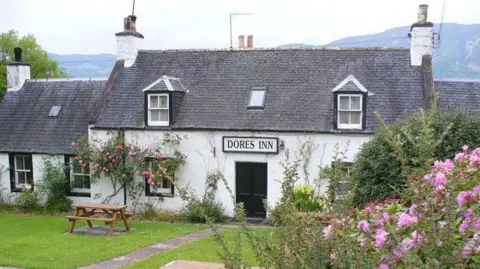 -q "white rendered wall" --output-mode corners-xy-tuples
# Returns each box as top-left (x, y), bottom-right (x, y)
(7, 65), (30, 91)
(91, 129), (371, 216)
(410, 26), (433, 66)
(116, 35), (141, 68)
